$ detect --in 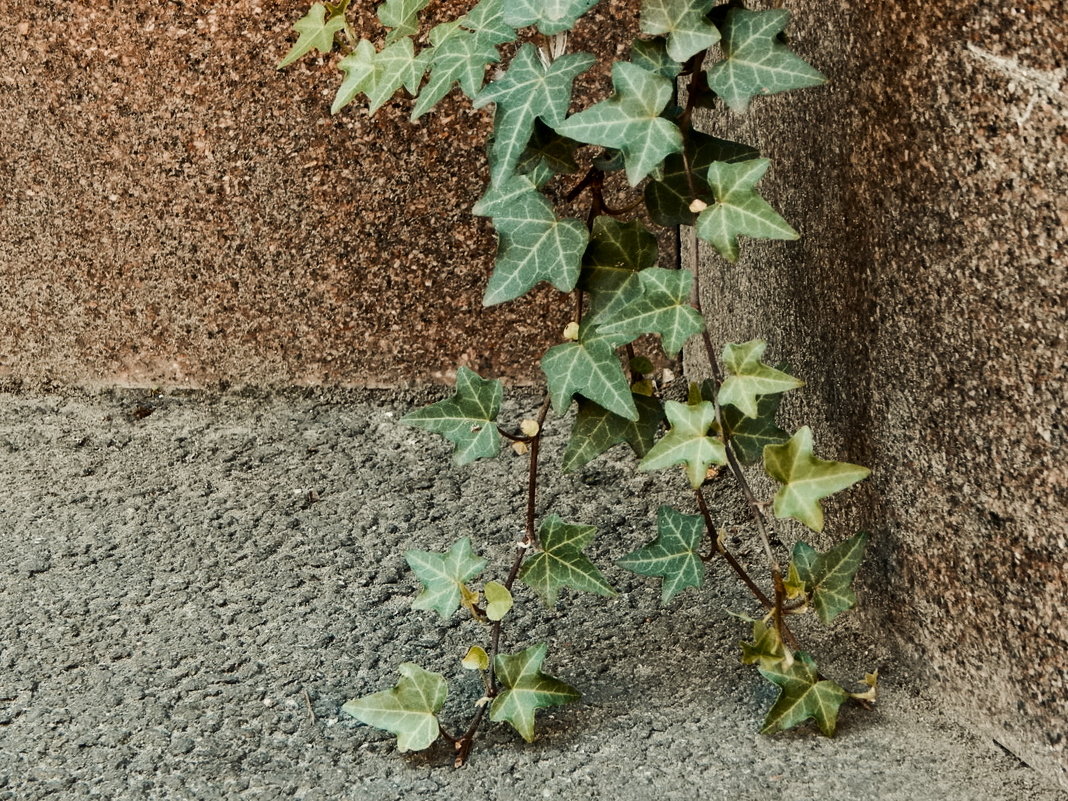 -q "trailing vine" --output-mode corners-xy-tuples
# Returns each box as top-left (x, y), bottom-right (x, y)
(278, 0), (877, 766)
